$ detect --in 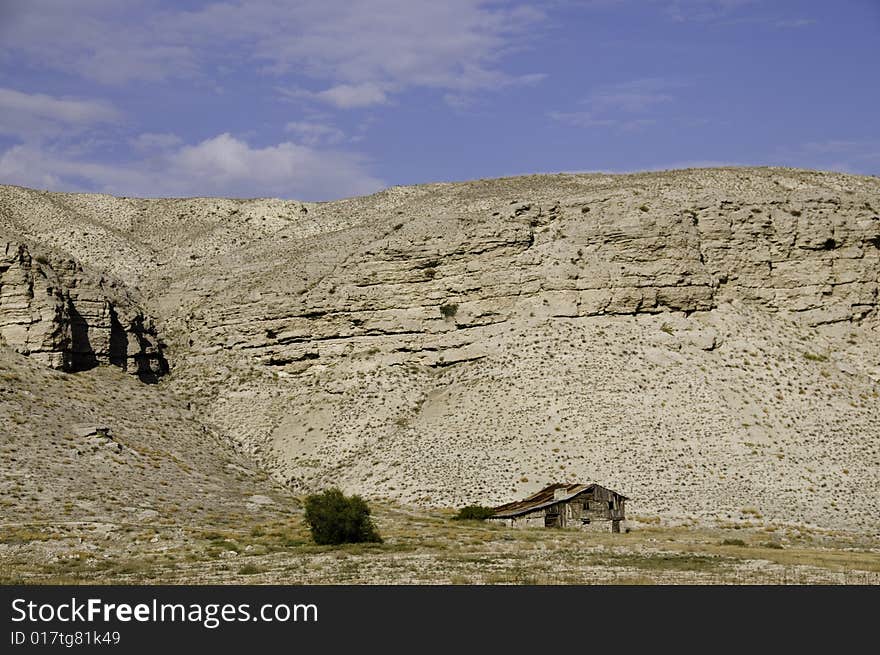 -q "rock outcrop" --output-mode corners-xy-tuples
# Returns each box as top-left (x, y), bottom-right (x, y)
(181, 175), (879, 372)
(0, 238), (167, 380)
